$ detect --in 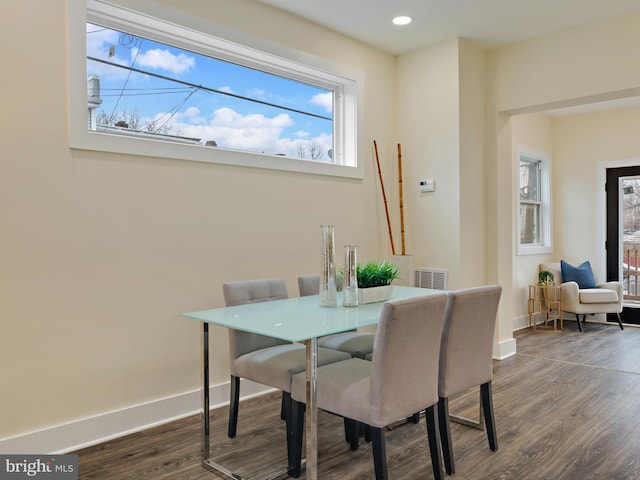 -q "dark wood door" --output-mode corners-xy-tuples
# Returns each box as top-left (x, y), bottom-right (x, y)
(606, 166), (640, 324)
